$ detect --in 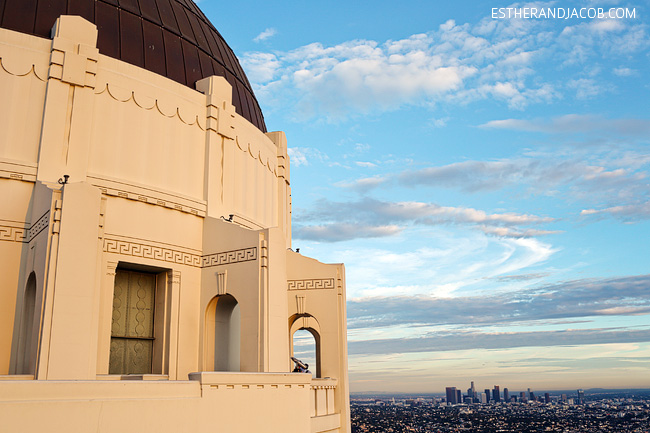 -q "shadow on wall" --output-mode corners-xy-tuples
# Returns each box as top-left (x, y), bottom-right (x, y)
(205, 294), (240, 371)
